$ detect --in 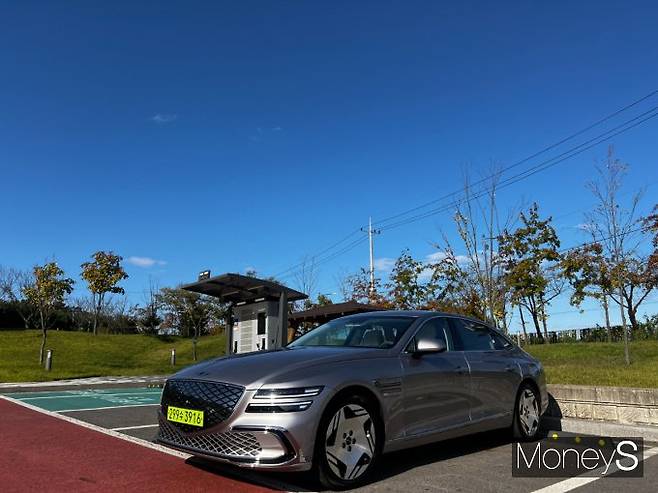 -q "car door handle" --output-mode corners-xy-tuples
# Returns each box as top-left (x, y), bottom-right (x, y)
(455, 366), (468, 375)
(505, 365), (517, 373)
